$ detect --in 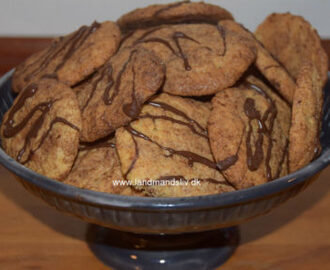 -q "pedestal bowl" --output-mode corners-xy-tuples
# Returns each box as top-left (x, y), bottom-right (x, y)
(1, 70), (329, 269)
